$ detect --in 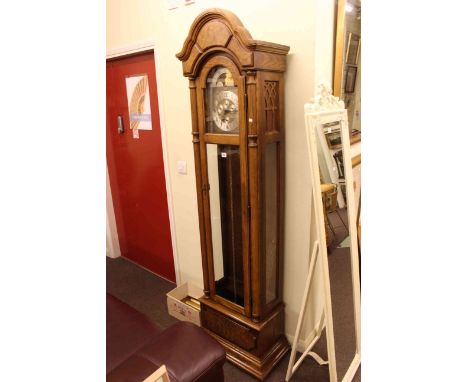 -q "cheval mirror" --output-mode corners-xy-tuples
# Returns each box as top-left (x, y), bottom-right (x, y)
(286, 84), (361, 382)
(333, 0), (361, 253)
(333, 0), (361, 127)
